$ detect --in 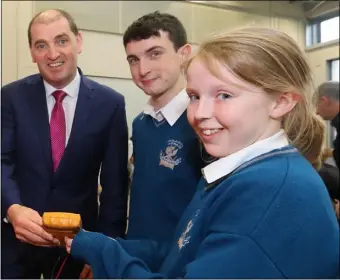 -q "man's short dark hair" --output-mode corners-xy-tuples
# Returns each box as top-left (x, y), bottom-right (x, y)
(123, 11), (187, 51)
(28, 9), (79, 46)
(316, 81), (340, 101)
